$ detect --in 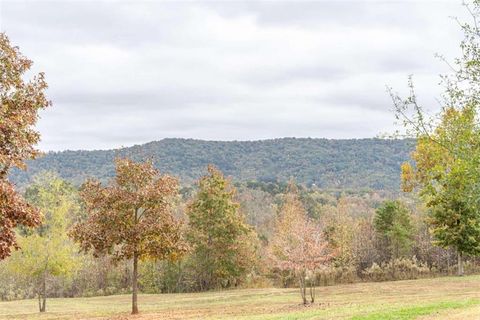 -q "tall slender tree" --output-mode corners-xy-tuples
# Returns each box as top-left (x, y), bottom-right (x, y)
(71, 158), (188, 314)
(0, 33), (50, 259)
(187, 165), (257, 290)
